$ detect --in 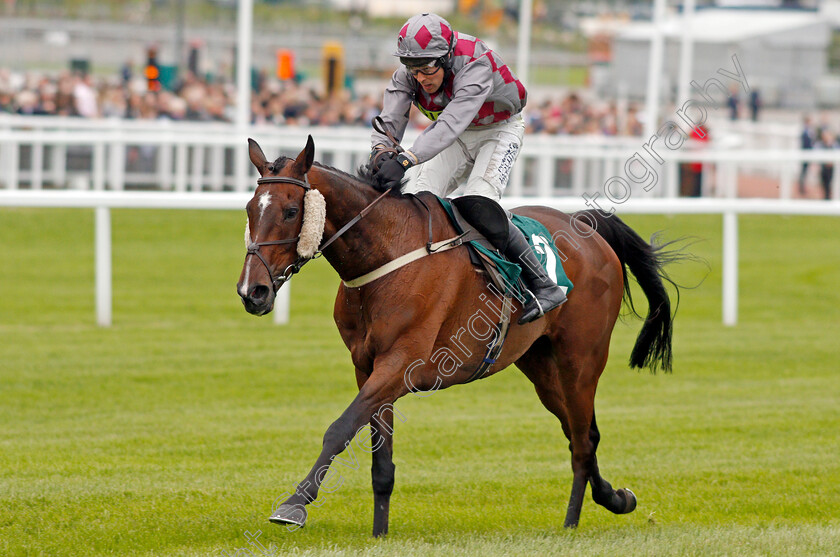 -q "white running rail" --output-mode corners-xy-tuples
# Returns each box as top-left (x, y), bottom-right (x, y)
(3, 115), (840, 201)
(2, 189), (838, 327)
